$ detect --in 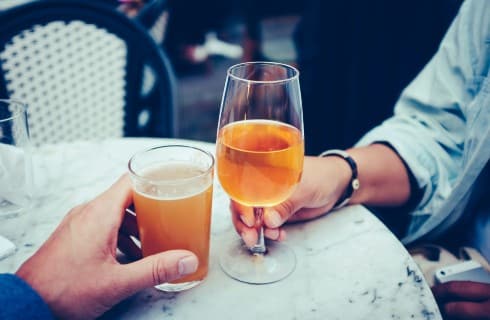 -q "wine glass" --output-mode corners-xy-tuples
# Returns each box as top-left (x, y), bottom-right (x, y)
(216, 62), (304, 284)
